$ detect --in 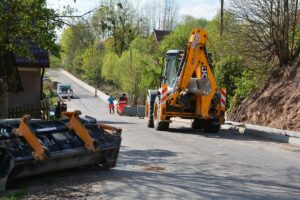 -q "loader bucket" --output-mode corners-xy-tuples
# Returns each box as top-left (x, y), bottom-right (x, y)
(0, 112), (122, 192)
(188, 78), (212, 96)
